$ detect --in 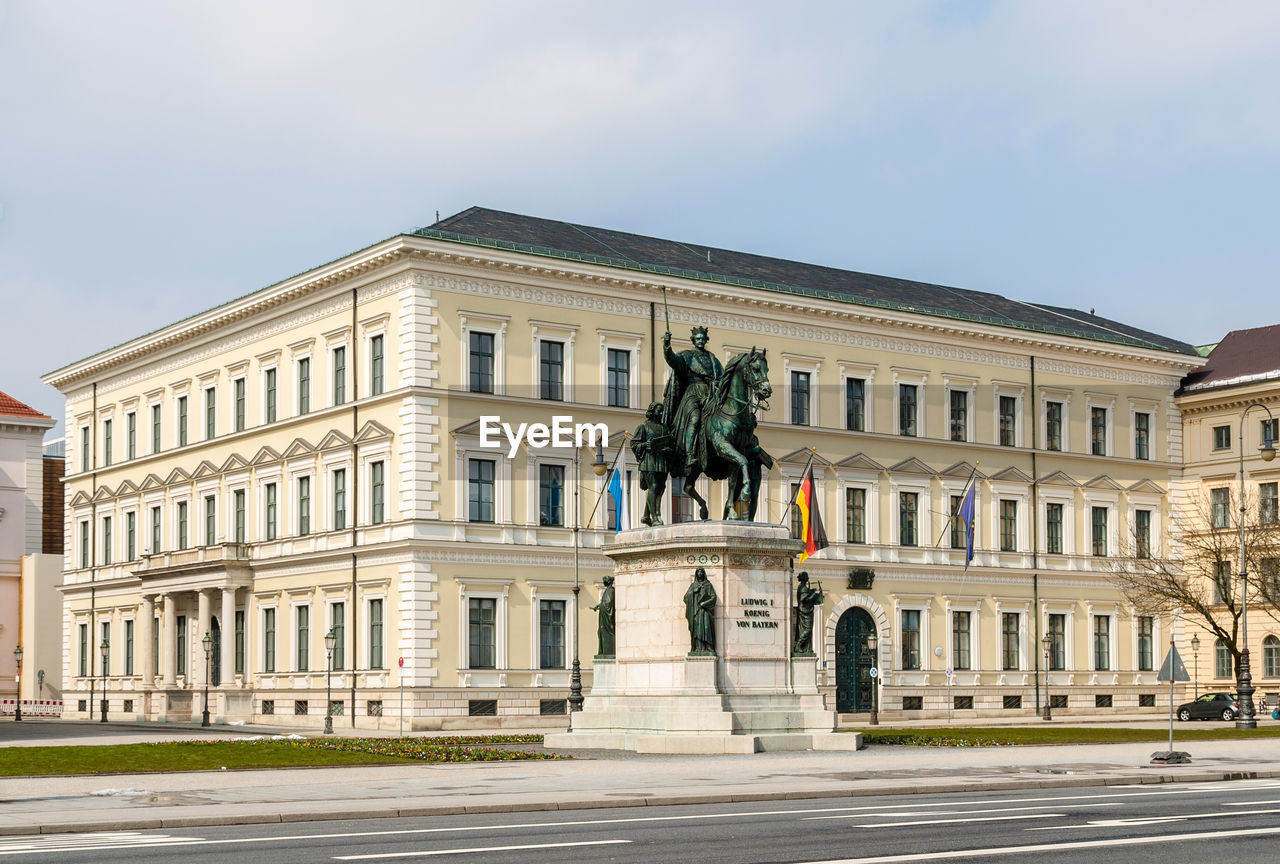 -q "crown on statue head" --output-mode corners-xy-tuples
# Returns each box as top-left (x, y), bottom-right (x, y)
(690, 326), (710, 339)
